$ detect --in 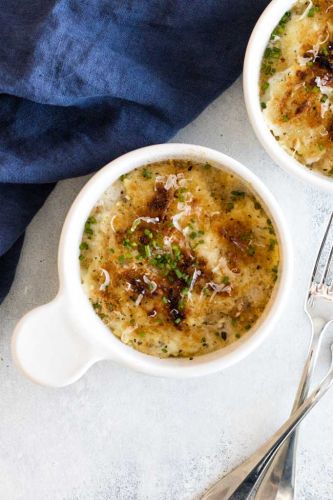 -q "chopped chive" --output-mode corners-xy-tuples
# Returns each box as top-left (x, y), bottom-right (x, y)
(307, 6), (319, 17)
(79, 242), (89, 251)
(142, 168), (153, 179)
(87, 216), (96, 224)
(269, 239), (277, 251)
(264, 47), (281, 59)
(175, 268), (183, 279)
(130, 219), (141, 232)
(84, 223), (93, 235)
(178, 300), (185, 310)
(193, 239), (204, 249)
(172, 244), (181, 258)
(144, 229), (153, 239)
(261, 62), (276, 76)
(247, 246), (256, 256)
